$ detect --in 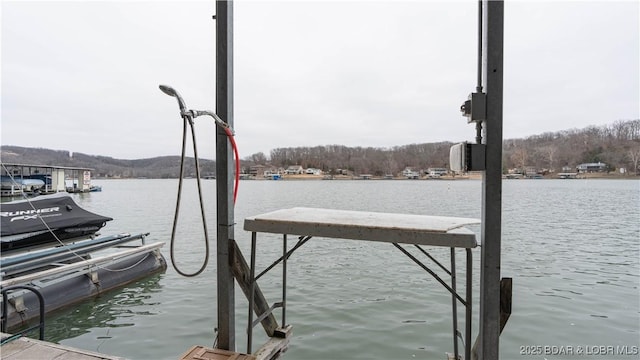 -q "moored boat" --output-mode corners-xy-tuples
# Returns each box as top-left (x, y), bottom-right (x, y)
(0, 193), (167, 332)
(0, 176), (45, 197)
(1, 193), (113, 252)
